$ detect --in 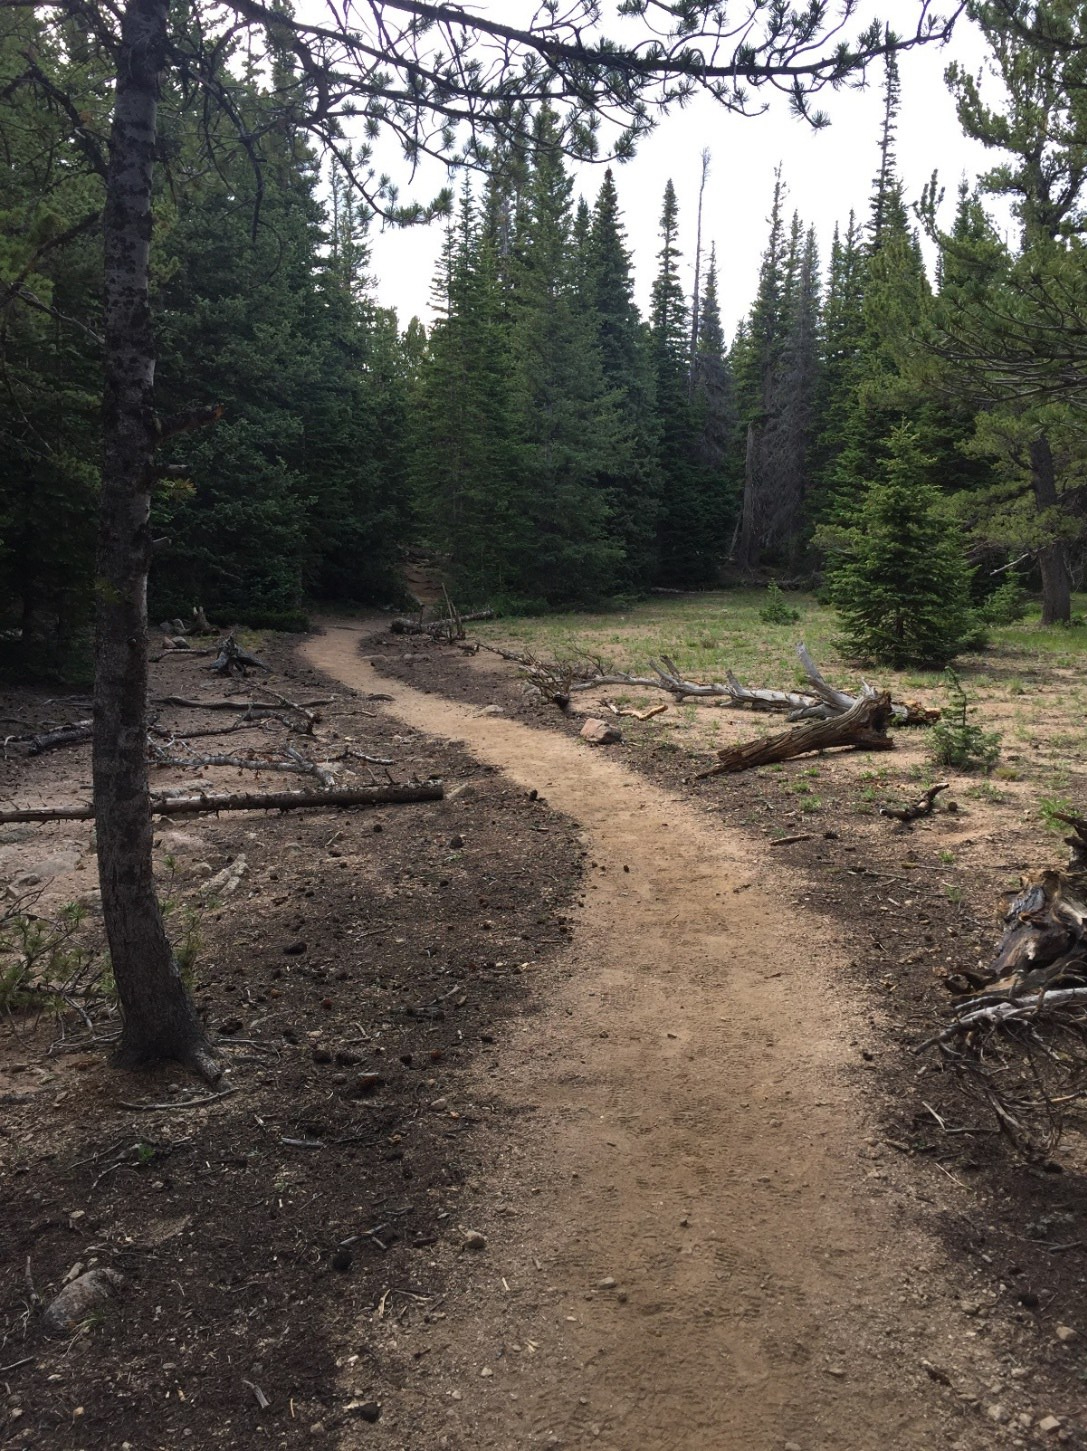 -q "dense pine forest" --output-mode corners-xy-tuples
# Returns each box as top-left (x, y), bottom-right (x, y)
(3, 2), (1087, 680)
